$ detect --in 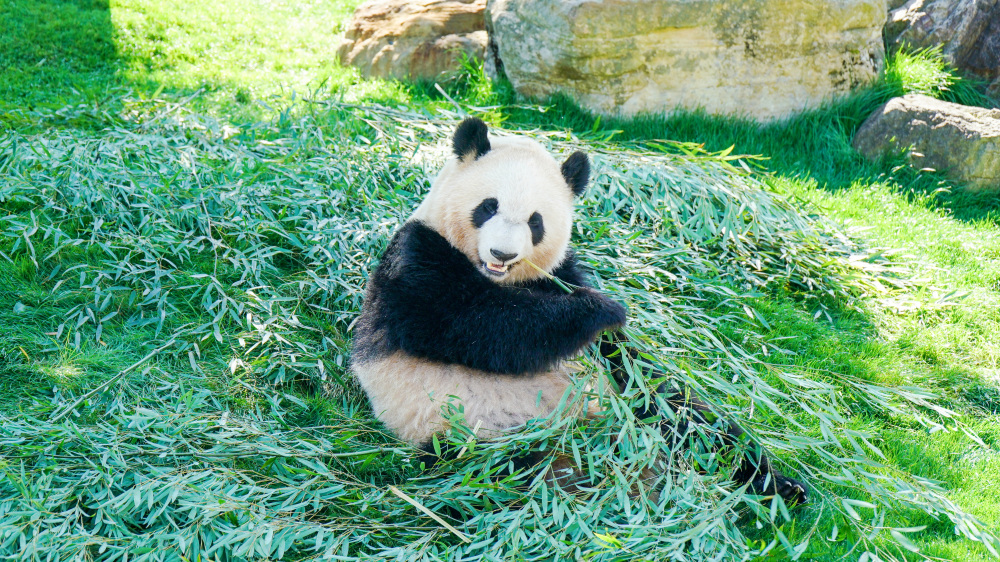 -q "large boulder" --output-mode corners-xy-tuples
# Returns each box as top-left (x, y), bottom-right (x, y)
(486, 0), (887, 120)
(887, 0), (1000, 85)
(853, 94), (1000, 190)
(338, 0), (487, 81)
